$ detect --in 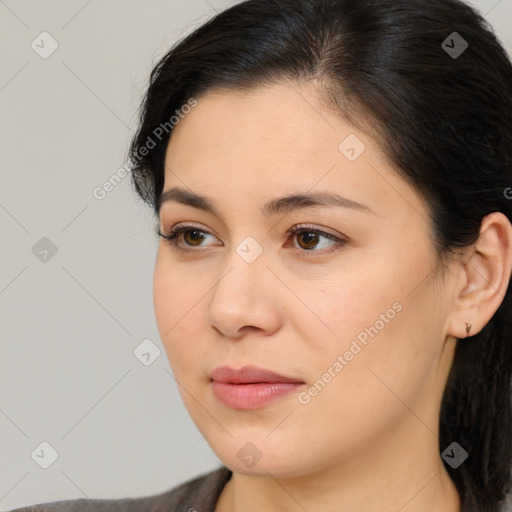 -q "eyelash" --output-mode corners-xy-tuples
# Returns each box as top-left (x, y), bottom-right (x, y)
(157, 223), (348, 258)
